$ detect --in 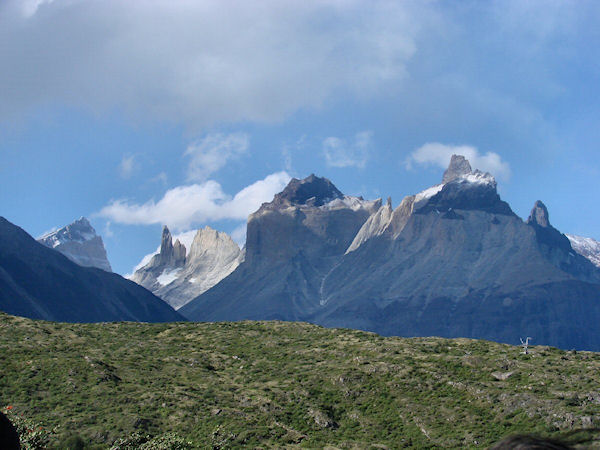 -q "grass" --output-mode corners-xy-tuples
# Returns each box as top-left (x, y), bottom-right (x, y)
(1, 312), (599, 448)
